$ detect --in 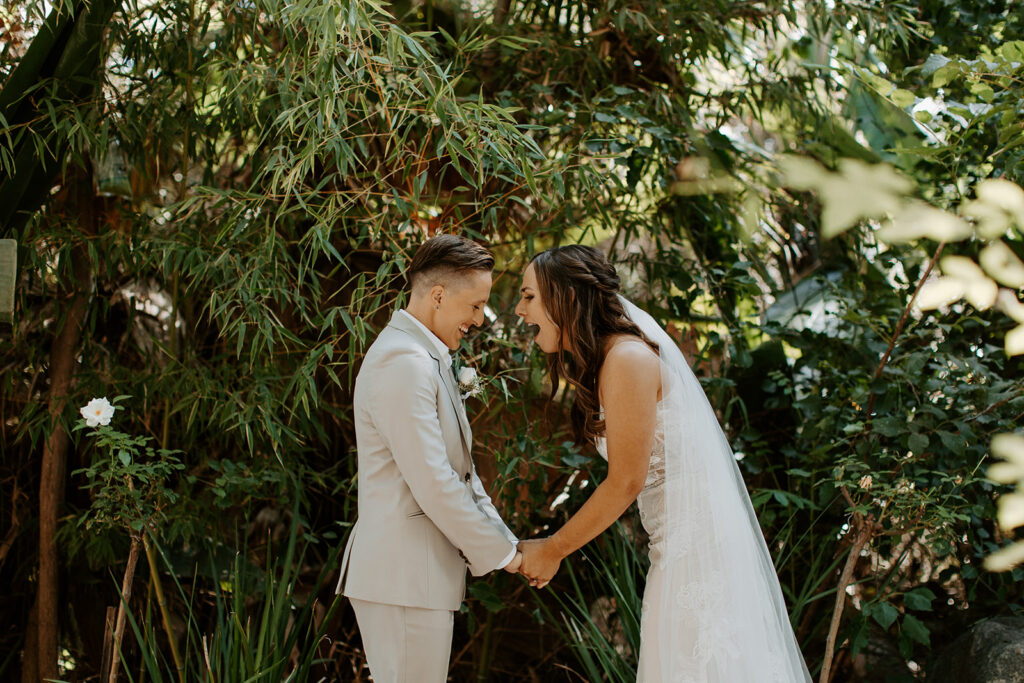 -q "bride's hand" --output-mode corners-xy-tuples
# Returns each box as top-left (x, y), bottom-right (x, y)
(518, 538), (561, 588)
